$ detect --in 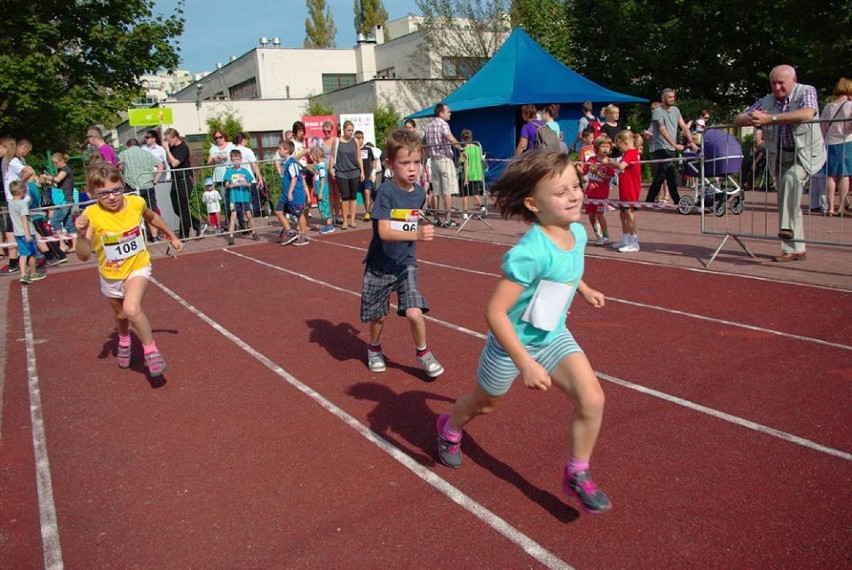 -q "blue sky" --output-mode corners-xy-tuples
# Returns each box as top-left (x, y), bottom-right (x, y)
(153, 0), (422, 73)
